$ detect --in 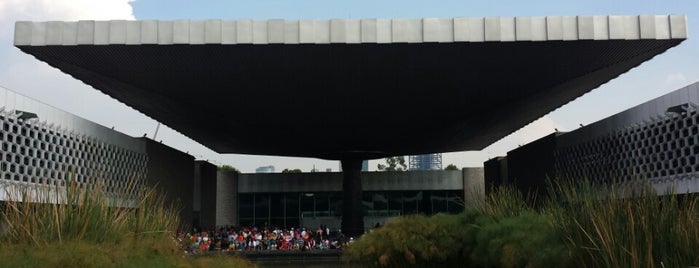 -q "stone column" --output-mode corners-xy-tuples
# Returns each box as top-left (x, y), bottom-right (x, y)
(216, 171), (238, 227)
(463, 167), (485, 209)
(341, 158), (364, 237)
